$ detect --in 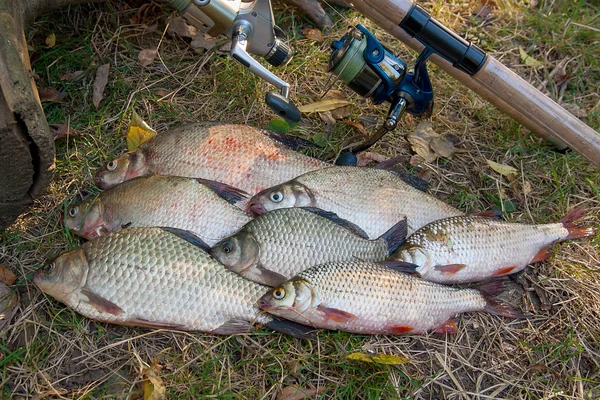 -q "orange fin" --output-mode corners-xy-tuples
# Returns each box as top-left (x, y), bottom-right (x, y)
(434, 318), (458, 334)
(317, 305), (357, 323)
(127, 317), (185, 330)
(434, 264), (467, 274)
(561, 208), (596, 239)
(473, 210), (503, 218)
(389, 325), (413, 334)
(493, 266), (518, 276)
(530, 247), (551, 264)
(81, 289), (124, 316)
